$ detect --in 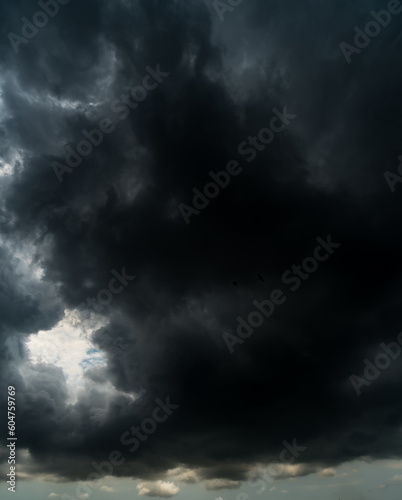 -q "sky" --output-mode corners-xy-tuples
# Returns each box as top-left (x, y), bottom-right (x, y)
(1, 0), (402, 499)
